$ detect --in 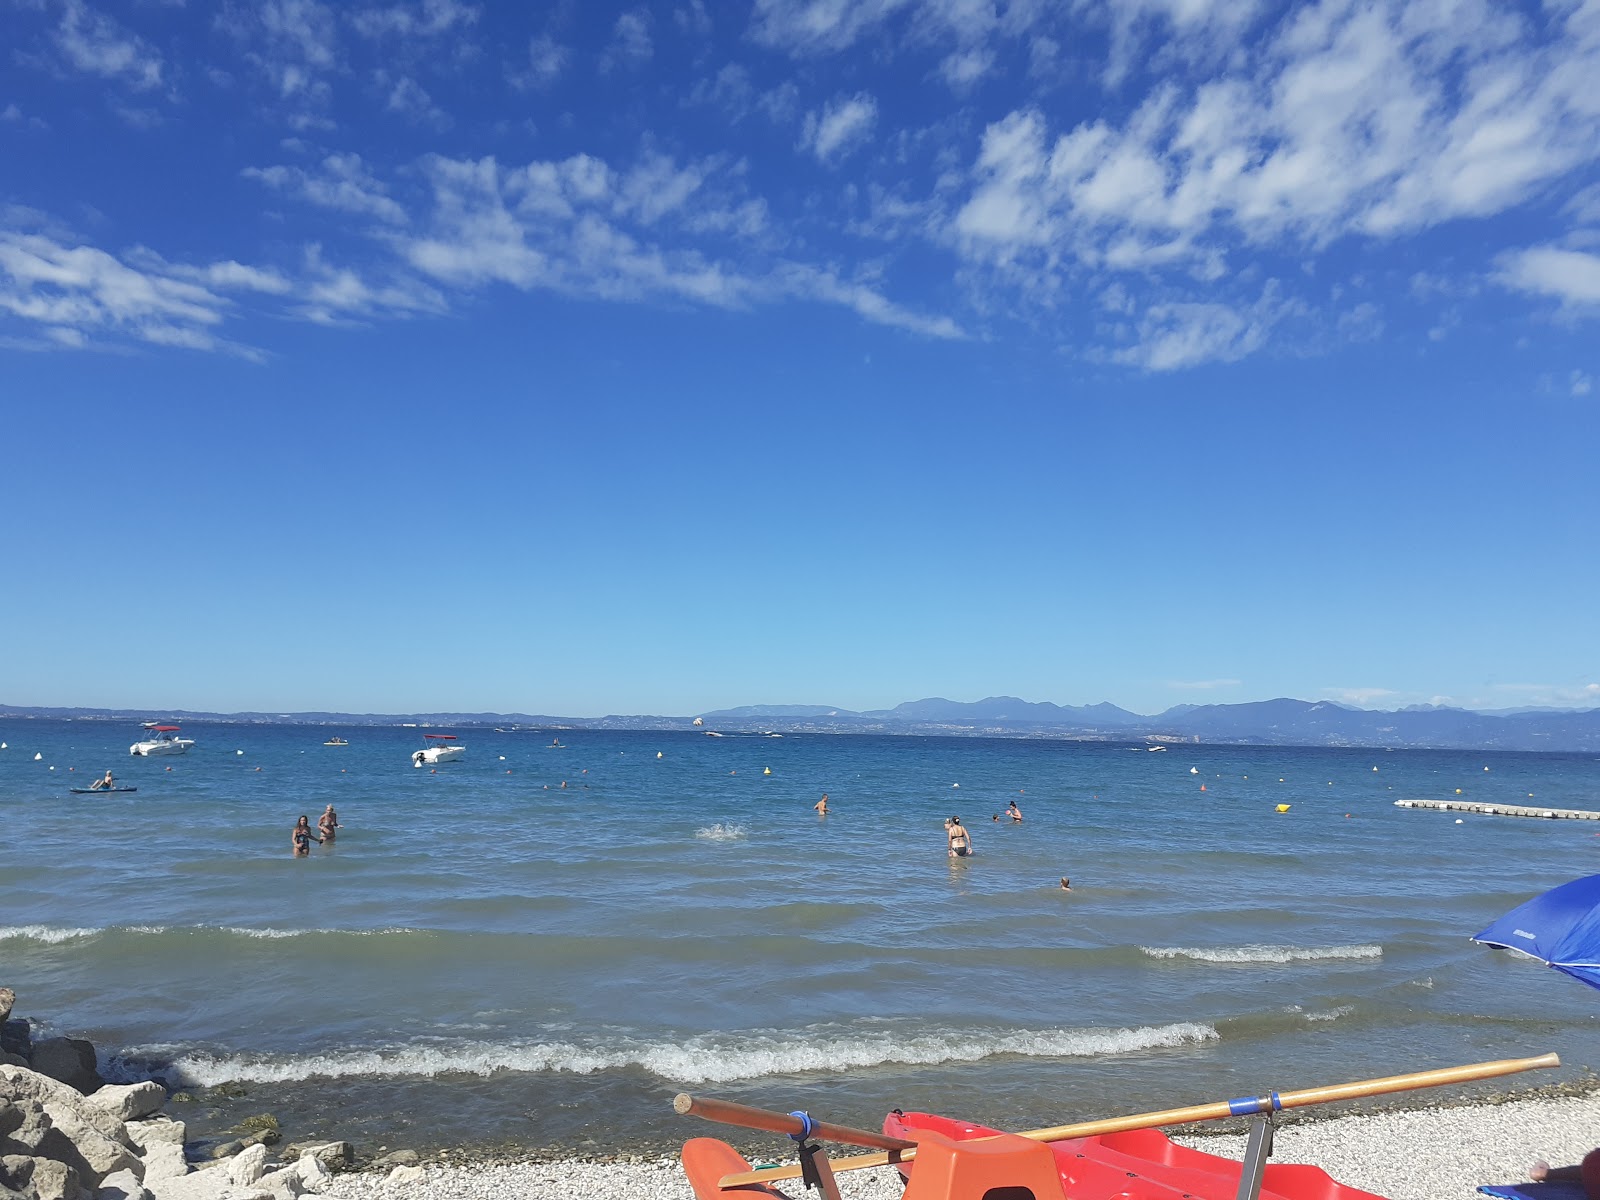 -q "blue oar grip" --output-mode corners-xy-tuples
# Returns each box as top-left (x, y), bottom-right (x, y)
(1225, 1092), (1282, 1116)
(789, 1111), (815, 1142)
